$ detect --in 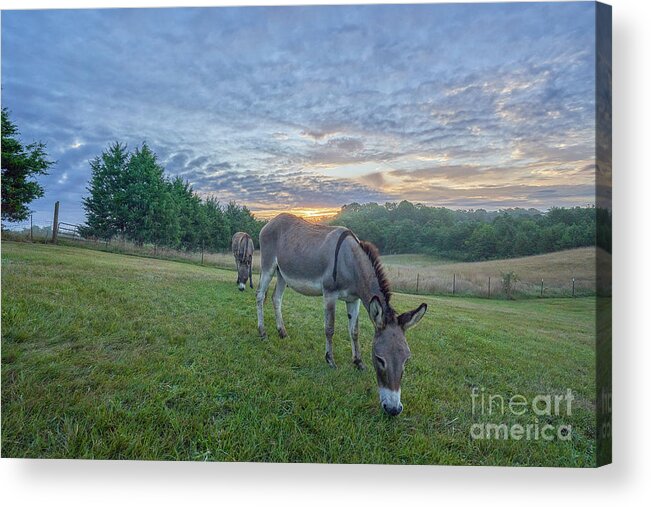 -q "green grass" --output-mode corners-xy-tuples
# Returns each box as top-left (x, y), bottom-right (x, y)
(1, 241), (597, 465)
